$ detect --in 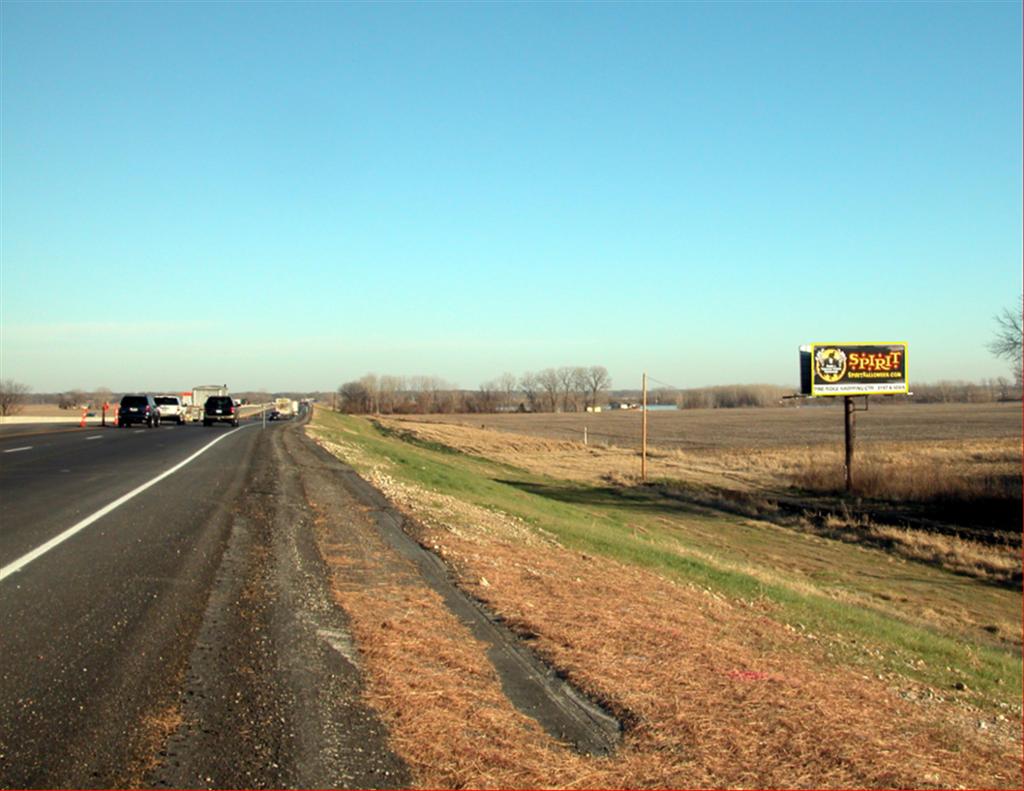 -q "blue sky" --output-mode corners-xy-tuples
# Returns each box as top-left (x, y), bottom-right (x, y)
(2, 1), (1020, 393)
